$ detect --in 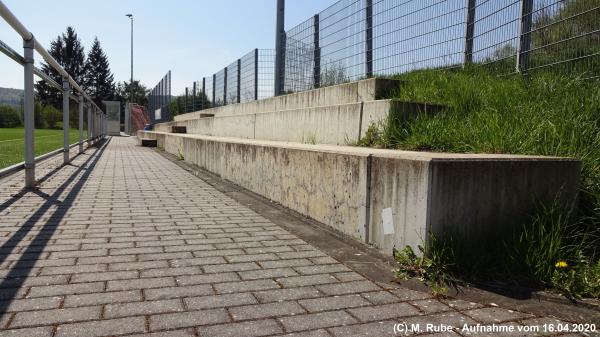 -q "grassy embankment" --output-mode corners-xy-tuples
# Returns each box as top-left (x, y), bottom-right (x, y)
(357, 68), (600, 298)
